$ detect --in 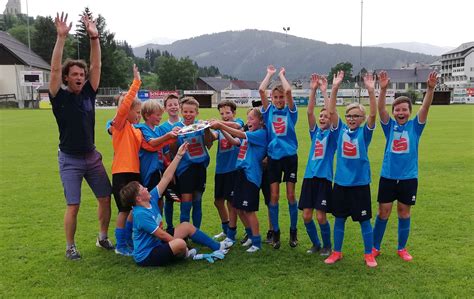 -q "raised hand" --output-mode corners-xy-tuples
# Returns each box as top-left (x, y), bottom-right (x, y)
(55, 12), (72, 38)
(279, 67), (286, 77)
(427, 71), (438, 89)
(310, 73), (320, 91)
(378, 71), (390, 89)
(82, 14), (98, 37)
(177, 142), (189, 157)
(332, 70), (344, 88)
(363, 72), (375, 91)
(267, 65), (276, 76)
(133, 64), (141, 81)
(319, 75), (328, 93)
